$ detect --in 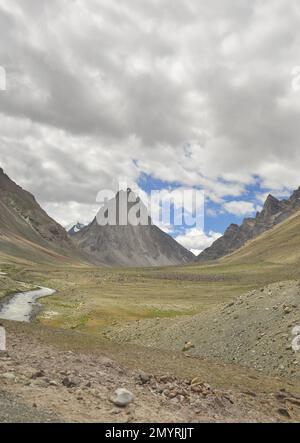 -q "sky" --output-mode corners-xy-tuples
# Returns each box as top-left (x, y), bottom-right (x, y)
(1, 0), (300, 254)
